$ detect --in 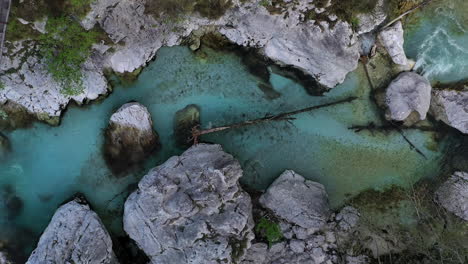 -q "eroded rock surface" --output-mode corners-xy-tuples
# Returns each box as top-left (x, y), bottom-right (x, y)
(356, 0), (387, 35)
(385, 72), (431, 122)
(431, 85), (468, 133)
(259, 170), (330, 230)
(123, 144), (254, 264)
(378, 21), (409, 66)
(435, 171), (468, 221)
(26, 199), (119, 264)
(104, 102), (159, 173)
